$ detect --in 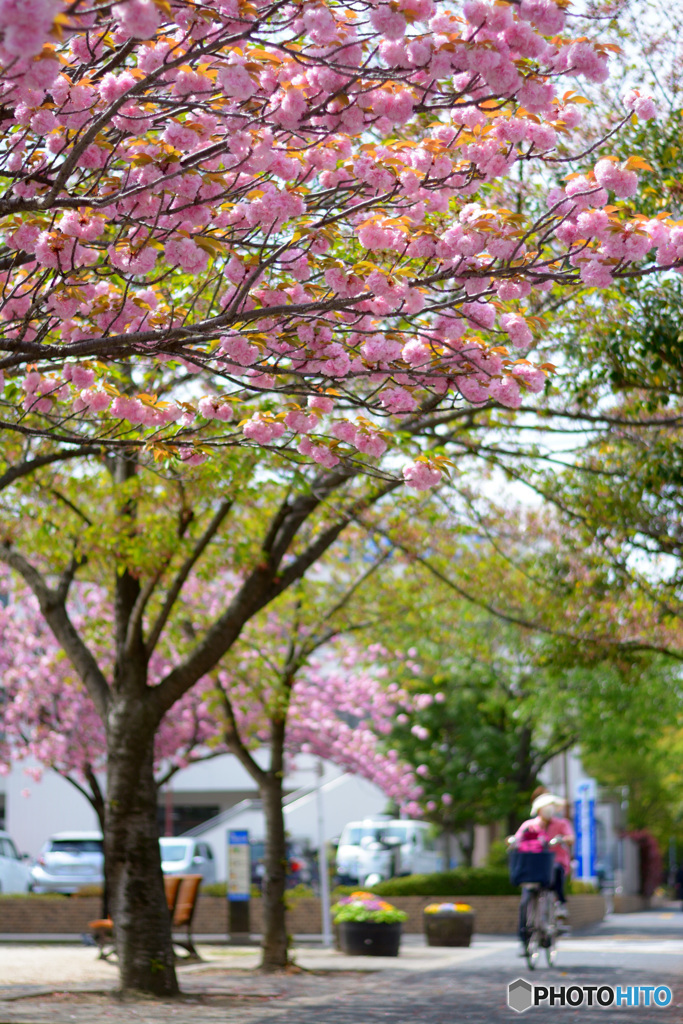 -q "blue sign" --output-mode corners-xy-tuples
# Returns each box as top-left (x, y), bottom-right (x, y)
(227, 829), (250, 902)
(574, 780), (597, 880)
(229, 830), (249, 845)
